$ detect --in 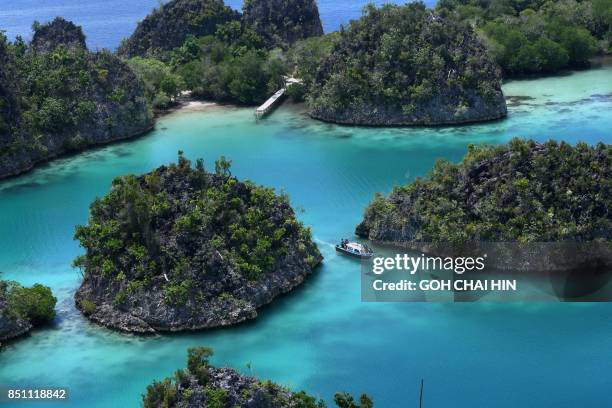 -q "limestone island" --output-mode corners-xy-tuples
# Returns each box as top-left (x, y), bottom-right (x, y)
(0, 280), (56, 347)
(242, 0), (324, 48)
(356, 139), (611, 272)
(0, 18), (153, 179)
(307, 2), (508, 126)
(118, 0), (323, 58)
(74, 154), (322, 333)
(143, 347), (371, 408)
(117, 0), (238, 58)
